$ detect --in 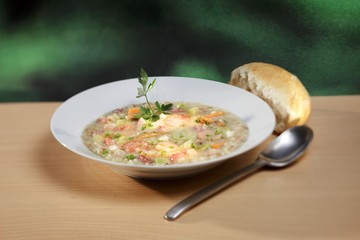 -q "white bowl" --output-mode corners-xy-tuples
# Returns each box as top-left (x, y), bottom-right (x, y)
(50, 76), (275, 179)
